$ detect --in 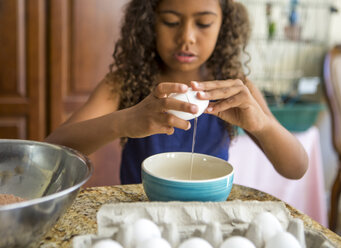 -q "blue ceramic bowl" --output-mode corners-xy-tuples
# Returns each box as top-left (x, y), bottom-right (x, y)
(142, 152), (234, 202)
